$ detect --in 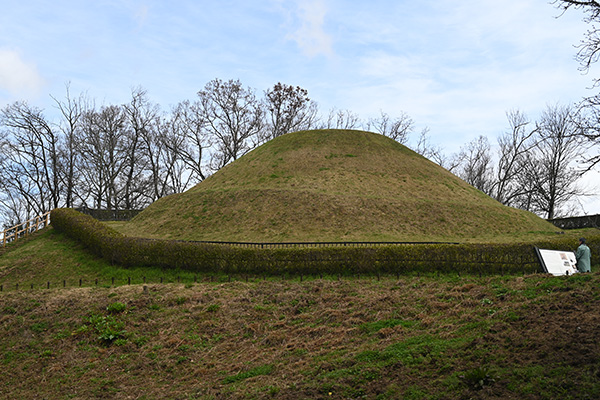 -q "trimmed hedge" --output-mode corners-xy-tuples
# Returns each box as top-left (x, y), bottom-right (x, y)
(51, 208), (600, 276)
